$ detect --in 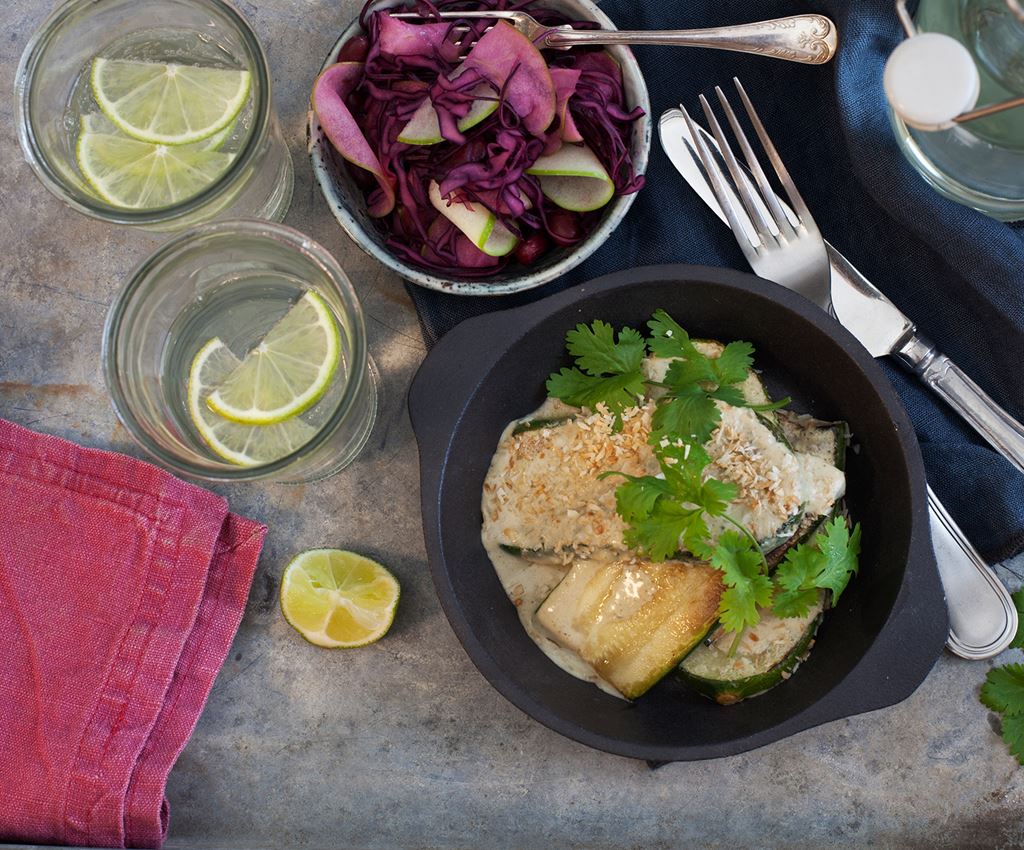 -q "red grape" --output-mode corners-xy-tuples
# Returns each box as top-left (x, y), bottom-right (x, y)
(547, 210), (582, 246)
(514, 233), (548, 266)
